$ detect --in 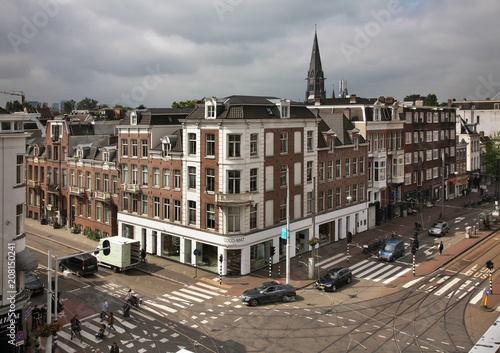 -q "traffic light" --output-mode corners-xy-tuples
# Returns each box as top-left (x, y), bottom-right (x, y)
(486, 260), (494, 270)
(413, 237), (419, 250)
(347, 232), (352, 243)
(270, 246), (276, 256)
(219, 254), (223, 263)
